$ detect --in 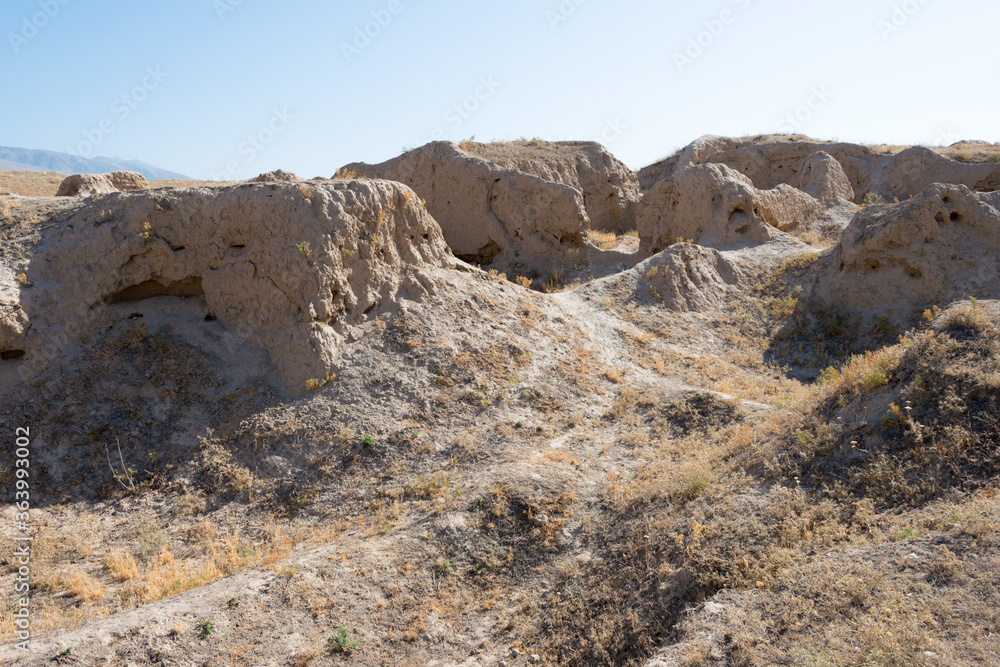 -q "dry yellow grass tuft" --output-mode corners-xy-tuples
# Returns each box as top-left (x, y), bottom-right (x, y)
(588, 230), (619, 250)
